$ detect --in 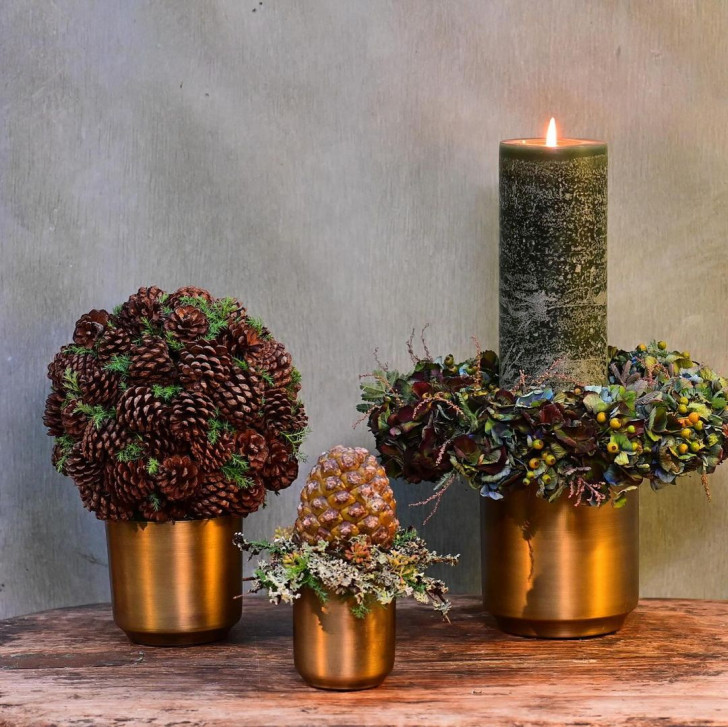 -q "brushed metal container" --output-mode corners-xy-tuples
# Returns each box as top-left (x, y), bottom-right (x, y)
(293, 587), (395, 690)
(106, 516), (242, 646)
(482, 487), (639, 638)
